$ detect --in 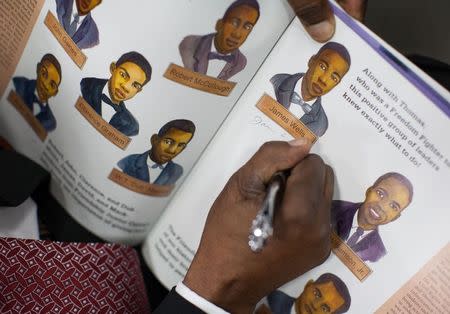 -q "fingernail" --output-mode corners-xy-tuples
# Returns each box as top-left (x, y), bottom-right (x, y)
(305, 19), (335, 43)
(288, 137), (309, 146)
